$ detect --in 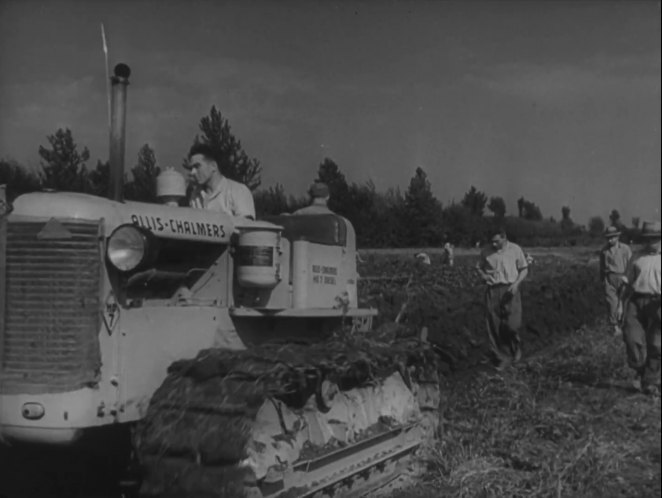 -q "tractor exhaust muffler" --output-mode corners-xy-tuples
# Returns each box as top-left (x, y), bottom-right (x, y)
(108, 63), (131, 202)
